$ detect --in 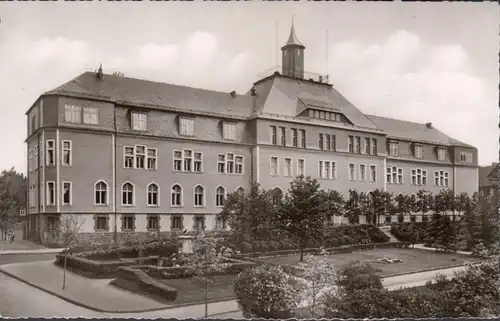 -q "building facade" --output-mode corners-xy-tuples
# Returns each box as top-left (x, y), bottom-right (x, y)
(25, 24), (478, 244)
